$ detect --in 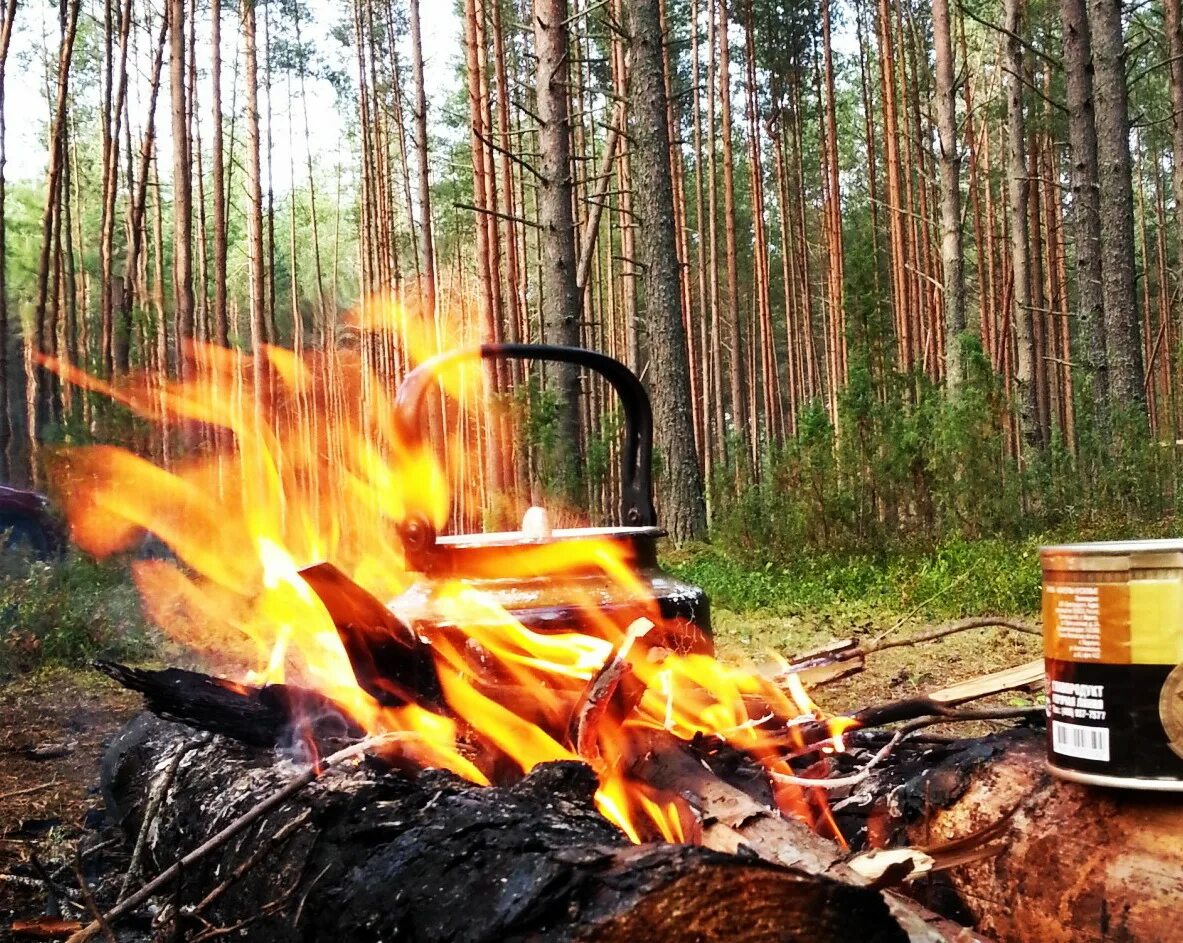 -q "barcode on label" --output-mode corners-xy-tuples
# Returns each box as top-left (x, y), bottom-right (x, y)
(1052, 721), (1110, 762)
